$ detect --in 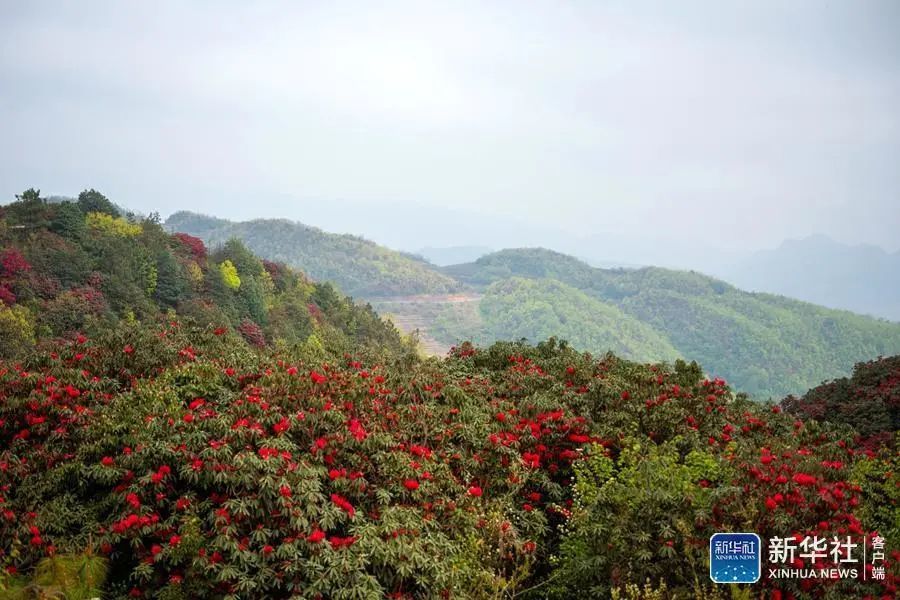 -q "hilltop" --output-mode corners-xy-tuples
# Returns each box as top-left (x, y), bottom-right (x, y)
(163, 209), (900, 399)
(165, 211), (461, 298)
(435, 248), (900, 398)
(0, 190), (411, 360)
(0, 190), (896, 599)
